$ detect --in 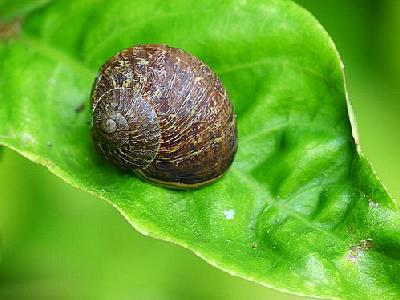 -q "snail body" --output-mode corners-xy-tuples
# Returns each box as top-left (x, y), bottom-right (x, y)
(91, 44), (237, 189)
